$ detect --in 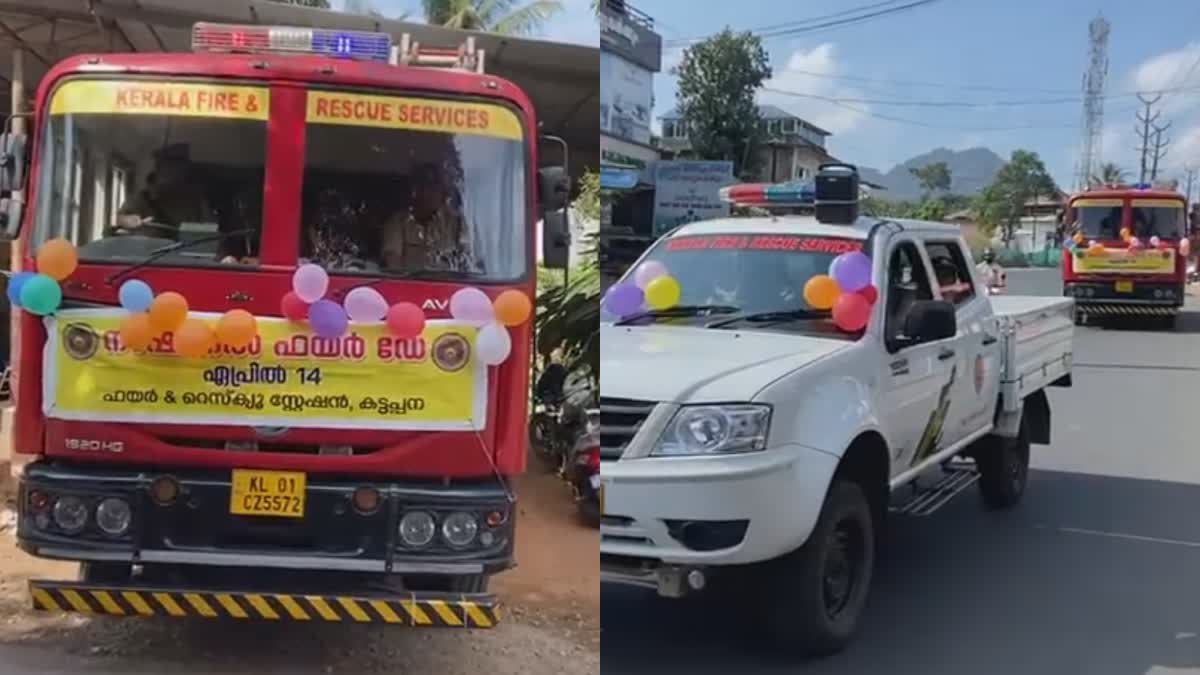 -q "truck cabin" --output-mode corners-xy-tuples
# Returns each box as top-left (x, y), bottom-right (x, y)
(1066, 187), (1186, 245)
